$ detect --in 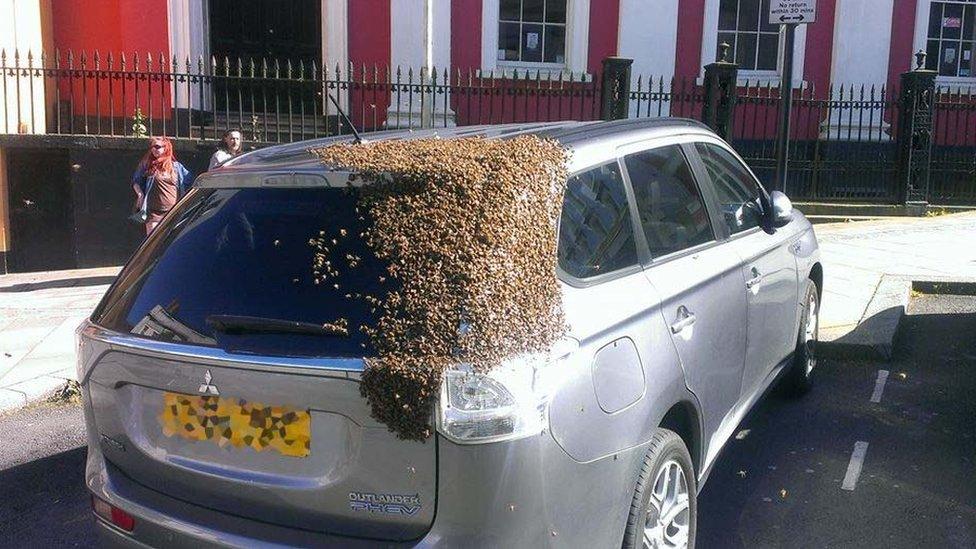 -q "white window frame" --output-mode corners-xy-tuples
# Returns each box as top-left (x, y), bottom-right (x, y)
(914, 0), (976, 90)
(481, 0), (591, 78)
(701, 0), (807, 86)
